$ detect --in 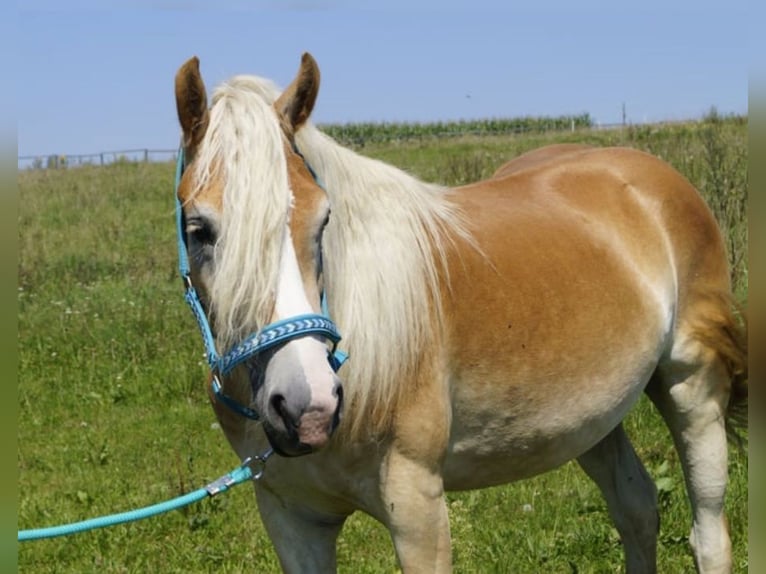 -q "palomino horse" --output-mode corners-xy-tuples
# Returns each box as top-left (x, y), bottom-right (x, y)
(173, 53), (747, 573)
